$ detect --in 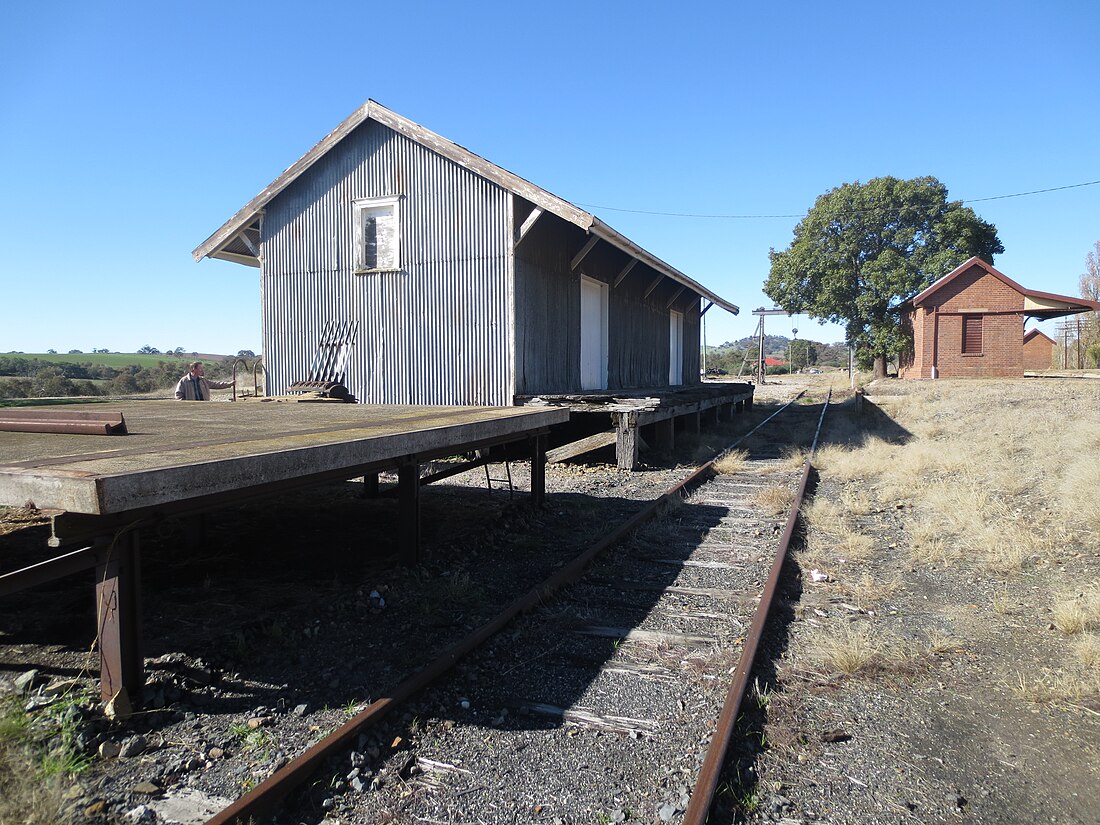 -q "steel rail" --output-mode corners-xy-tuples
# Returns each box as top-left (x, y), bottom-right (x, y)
(682, 387), (832, 825)
(205, 393), (806, 825)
